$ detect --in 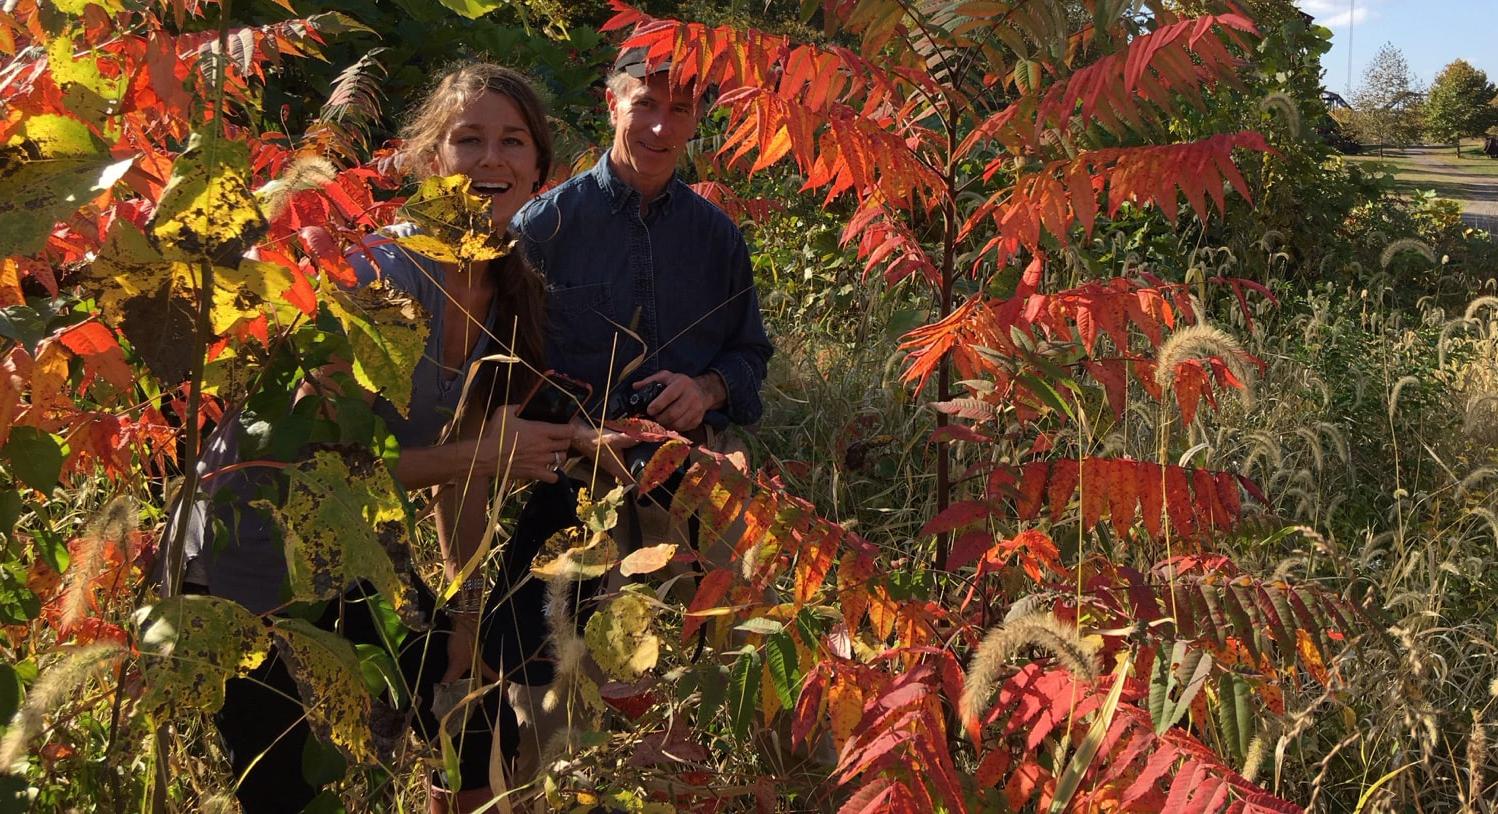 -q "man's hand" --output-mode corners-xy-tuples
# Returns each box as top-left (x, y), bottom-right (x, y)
(637, 370), (725, 432)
